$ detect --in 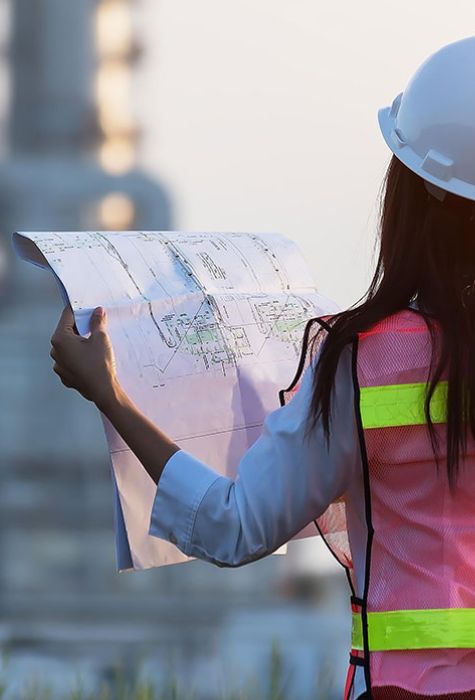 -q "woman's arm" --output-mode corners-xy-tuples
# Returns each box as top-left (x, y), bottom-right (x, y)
(50, 305), (359, 568)
(147, 342), (358, 567)
(97, 384), (180, 484)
